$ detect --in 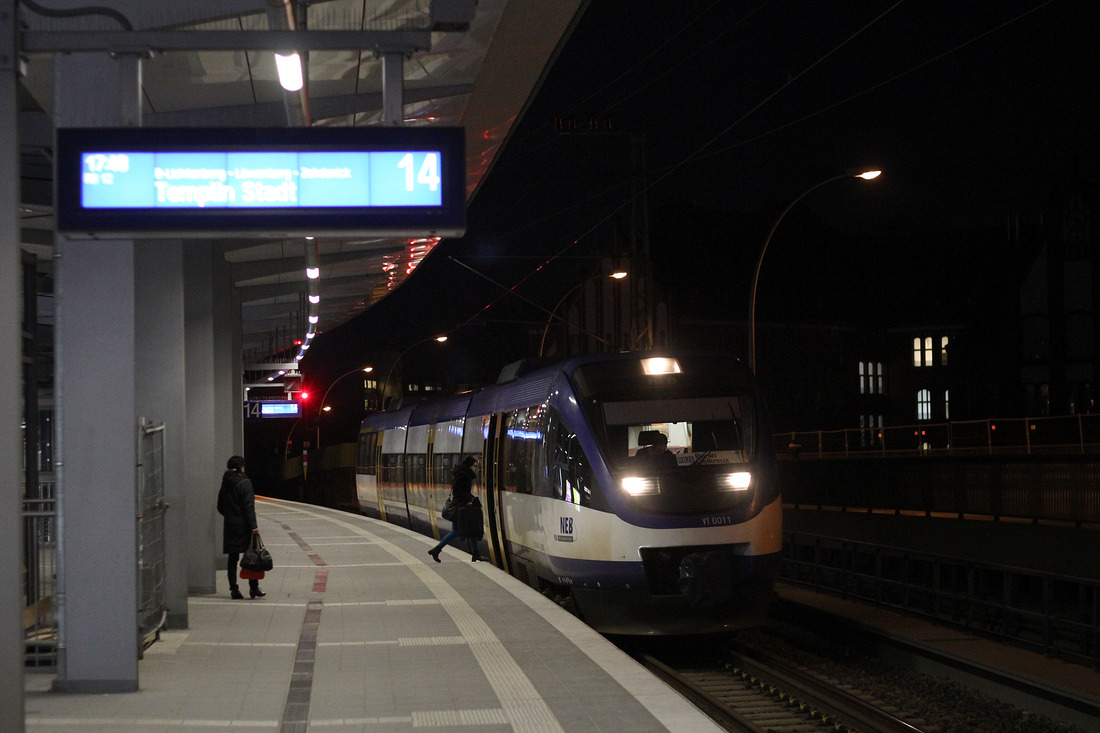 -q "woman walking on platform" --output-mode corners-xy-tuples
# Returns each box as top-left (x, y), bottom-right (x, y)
(428, 456), (483, 562)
